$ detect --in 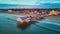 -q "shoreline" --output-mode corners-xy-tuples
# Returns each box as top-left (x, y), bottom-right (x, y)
(0, 12), (60, 20)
